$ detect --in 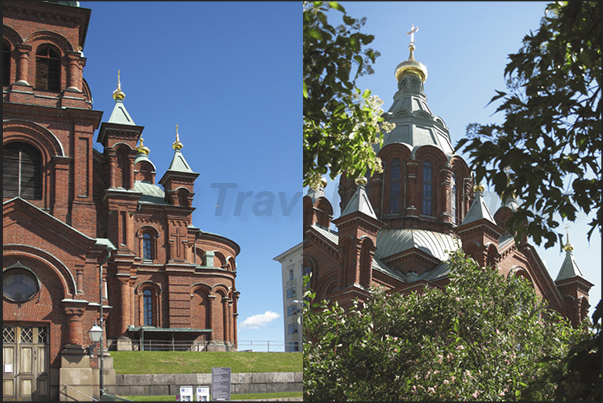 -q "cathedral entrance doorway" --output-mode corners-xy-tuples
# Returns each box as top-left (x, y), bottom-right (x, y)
(3, 324), (50, 401)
